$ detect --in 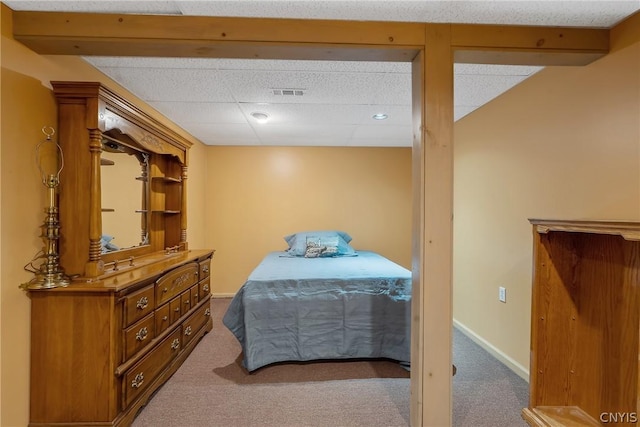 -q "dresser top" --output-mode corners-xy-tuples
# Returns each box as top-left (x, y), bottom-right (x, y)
(29, 249), (214, 293)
